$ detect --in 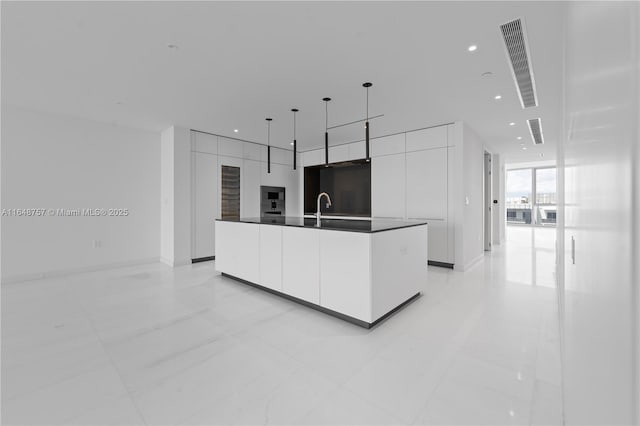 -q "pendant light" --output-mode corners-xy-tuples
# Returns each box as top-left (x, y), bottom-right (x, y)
(266, 118), (272, 174)
(323, 97), (331, 165)
(291, 108), (298, 170)
(363, 82), (372, 161)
